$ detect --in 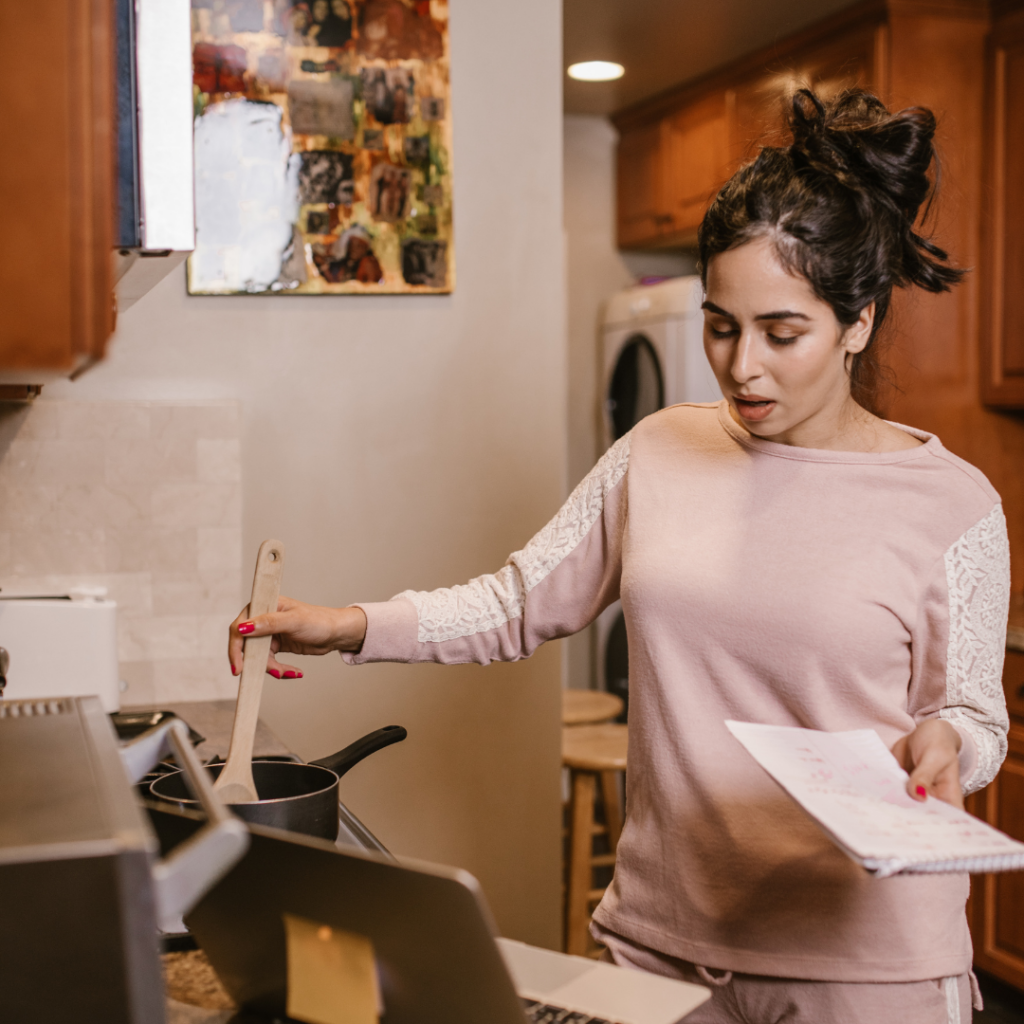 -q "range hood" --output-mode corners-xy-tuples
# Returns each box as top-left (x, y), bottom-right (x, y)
(114, 0), (195, 312)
